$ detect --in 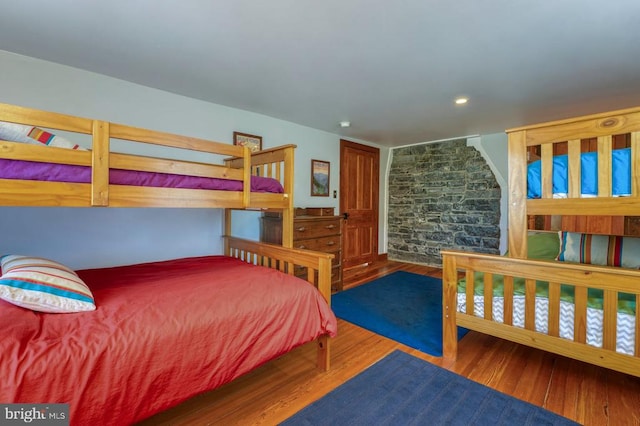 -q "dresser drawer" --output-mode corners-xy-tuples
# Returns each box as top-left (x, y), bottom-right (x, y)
(296, 207), (335, 217)
(317, 207), (336, 216)
(293, 218), (341, 240)
(261, 209), (343, 292)
(294, 235), (341, 253)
